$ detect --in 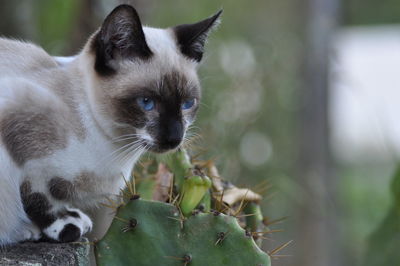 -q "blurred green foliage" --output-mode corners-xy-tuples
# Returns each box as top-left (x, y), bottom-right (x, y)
(339, 164), (393, 264)
(34, 0), (79, 53)
(362, 166), (400, 266)
(344, 0), (400, 25)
